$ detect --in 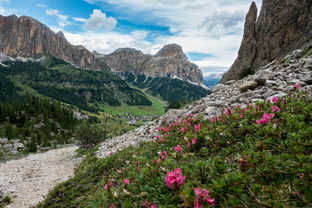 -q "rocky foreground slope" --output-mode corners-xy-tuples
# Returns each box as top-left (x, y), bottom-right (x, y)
(97, 46), (312, 158)
(221, 0), (312, 83)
